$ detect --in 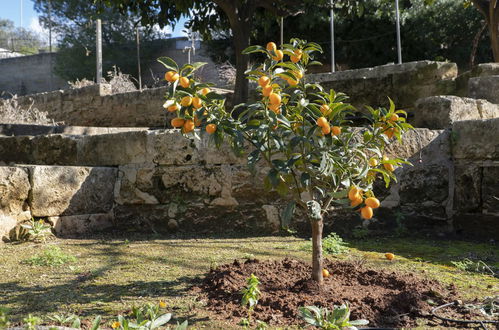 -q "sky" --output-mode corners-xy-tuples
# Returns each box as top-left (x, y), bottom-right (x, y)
(0, 0), (187, 38)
